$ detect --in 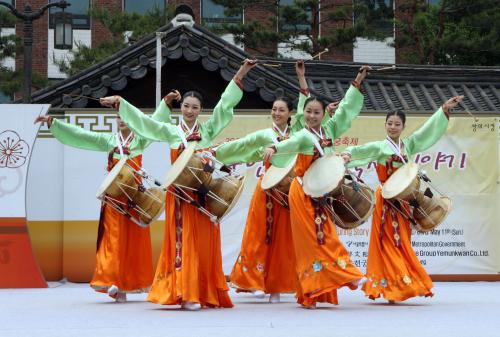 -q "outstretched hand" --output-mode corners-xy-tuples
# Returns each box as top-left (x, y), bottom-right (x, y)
(165, 90), (181, 105)
(263, 147), (276, 162)
(355, 65), (372, 83)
